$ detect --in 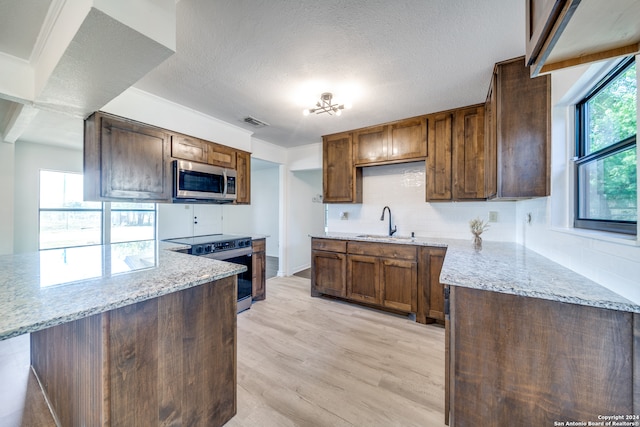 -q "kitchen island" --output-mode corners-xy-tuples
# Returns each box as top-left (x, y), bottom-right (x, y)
(0, 240), (245, 426)
(311, 233), (639, 425)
